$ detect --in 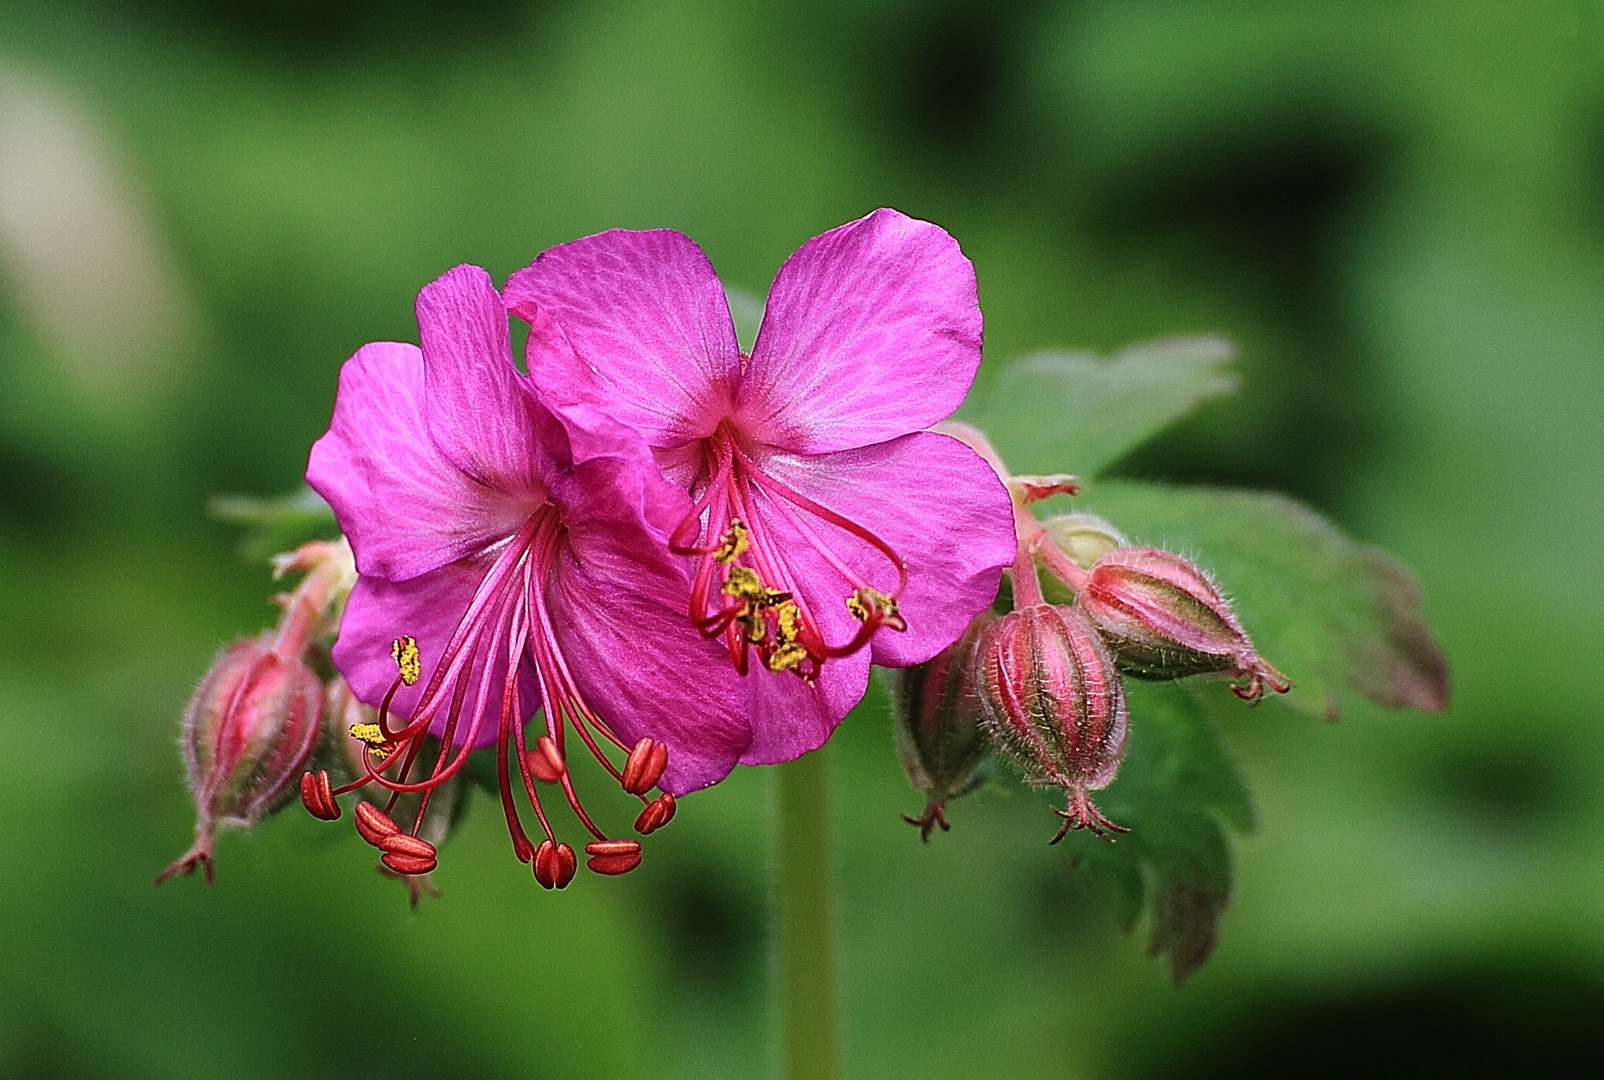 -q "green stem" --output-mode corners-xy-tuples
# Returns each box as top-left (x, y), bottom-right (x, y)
(775, 747), (837, 1080)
